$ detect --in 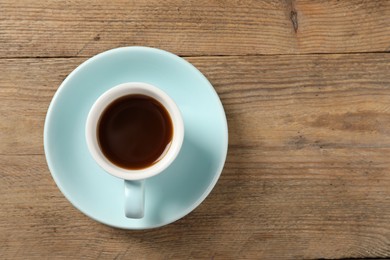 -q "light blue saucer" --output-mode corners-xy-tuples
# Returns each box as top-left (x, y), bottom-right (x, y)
(44, 47), (228, 229)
